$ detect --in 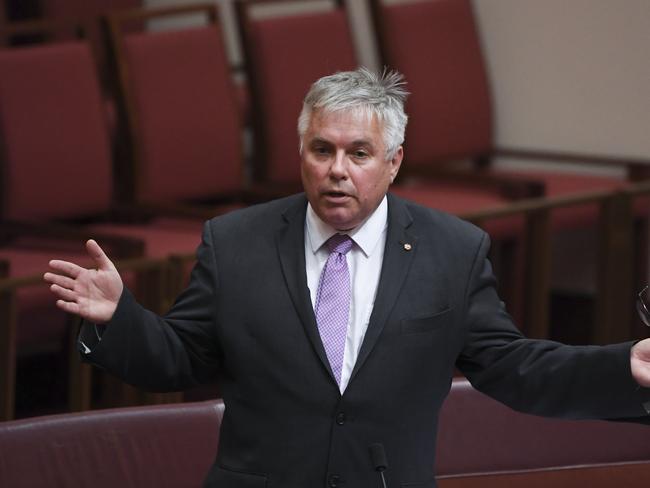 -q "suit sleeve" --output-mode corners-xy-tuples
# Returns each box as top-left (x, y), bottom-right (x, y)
(79, 223), (223, 392)
(456, 232), (650, 421)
